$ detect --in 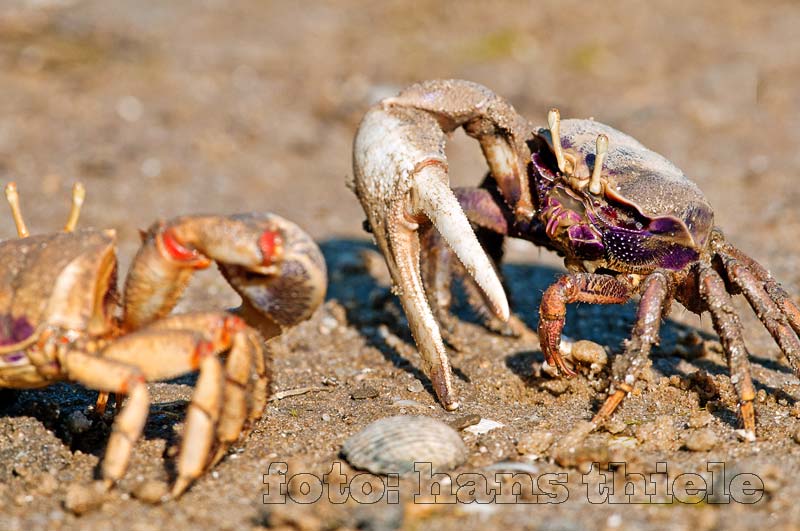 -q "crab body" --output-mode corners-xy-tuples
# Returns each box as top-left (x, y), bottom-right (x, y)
(351, 79), (800, 438)
(526, 119), (714, 275)
(0, 186), (326, 497)
(0, 229), (117, 387)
